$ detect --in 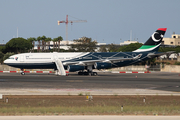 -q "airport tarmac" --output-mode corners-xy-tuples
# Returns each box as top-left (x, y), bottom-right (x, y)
(0, 72), (180, 95)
